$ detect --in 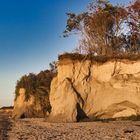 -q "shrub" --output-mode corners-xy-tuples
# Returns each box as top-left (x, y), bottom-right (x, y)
(58, 52), (140, 63)
(14, 67), (57, 115)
